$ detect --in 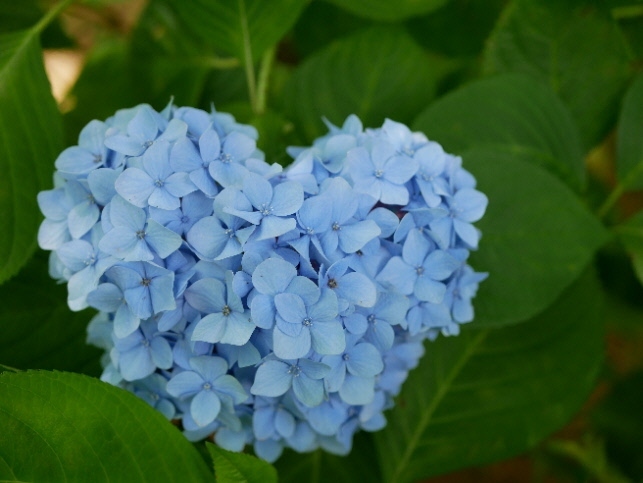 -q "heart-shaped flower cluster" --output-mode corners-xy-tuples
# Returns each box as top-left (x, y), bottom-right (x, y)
(37, 103), (488, 461)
